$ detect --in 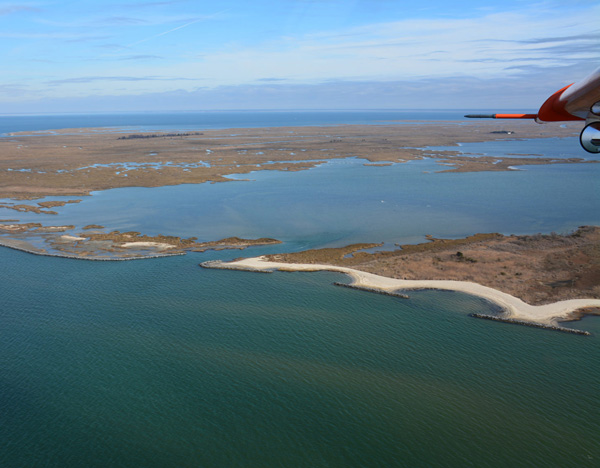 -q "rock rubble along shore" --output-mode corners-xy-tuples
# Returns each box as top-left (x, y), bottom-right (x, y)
(470, 313), (591, 336)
